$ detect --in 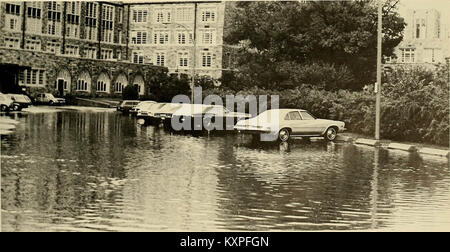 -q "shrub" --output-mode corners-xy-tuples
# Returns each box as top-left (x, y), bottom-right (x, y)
(122, 85), (139, 100)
